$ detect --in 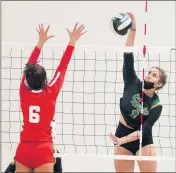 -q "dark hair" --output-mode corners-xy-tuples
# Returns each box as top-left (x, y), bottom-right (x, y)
(152, 67), (167, 90)
(24, 63), (47, 90)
